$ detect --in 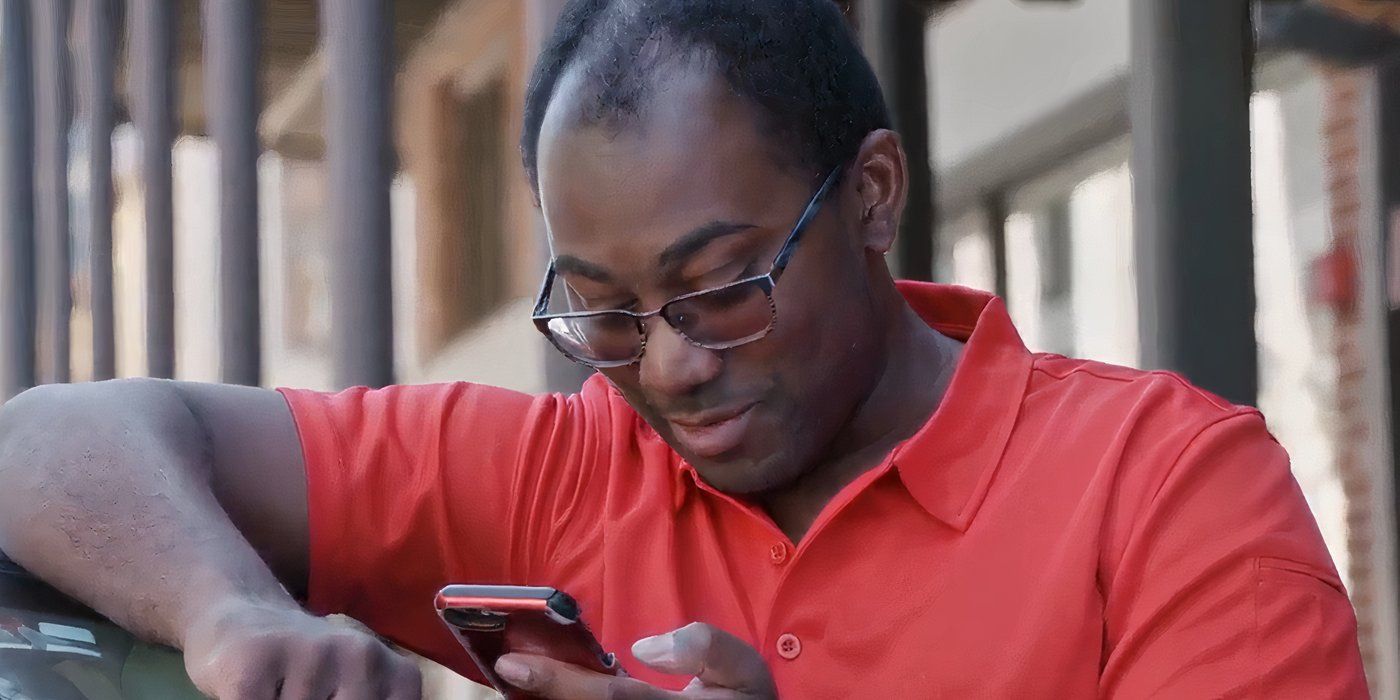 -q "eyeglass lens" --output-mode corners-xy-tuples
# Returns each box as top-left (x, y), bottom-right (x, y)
(544, 276), (775, 365)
